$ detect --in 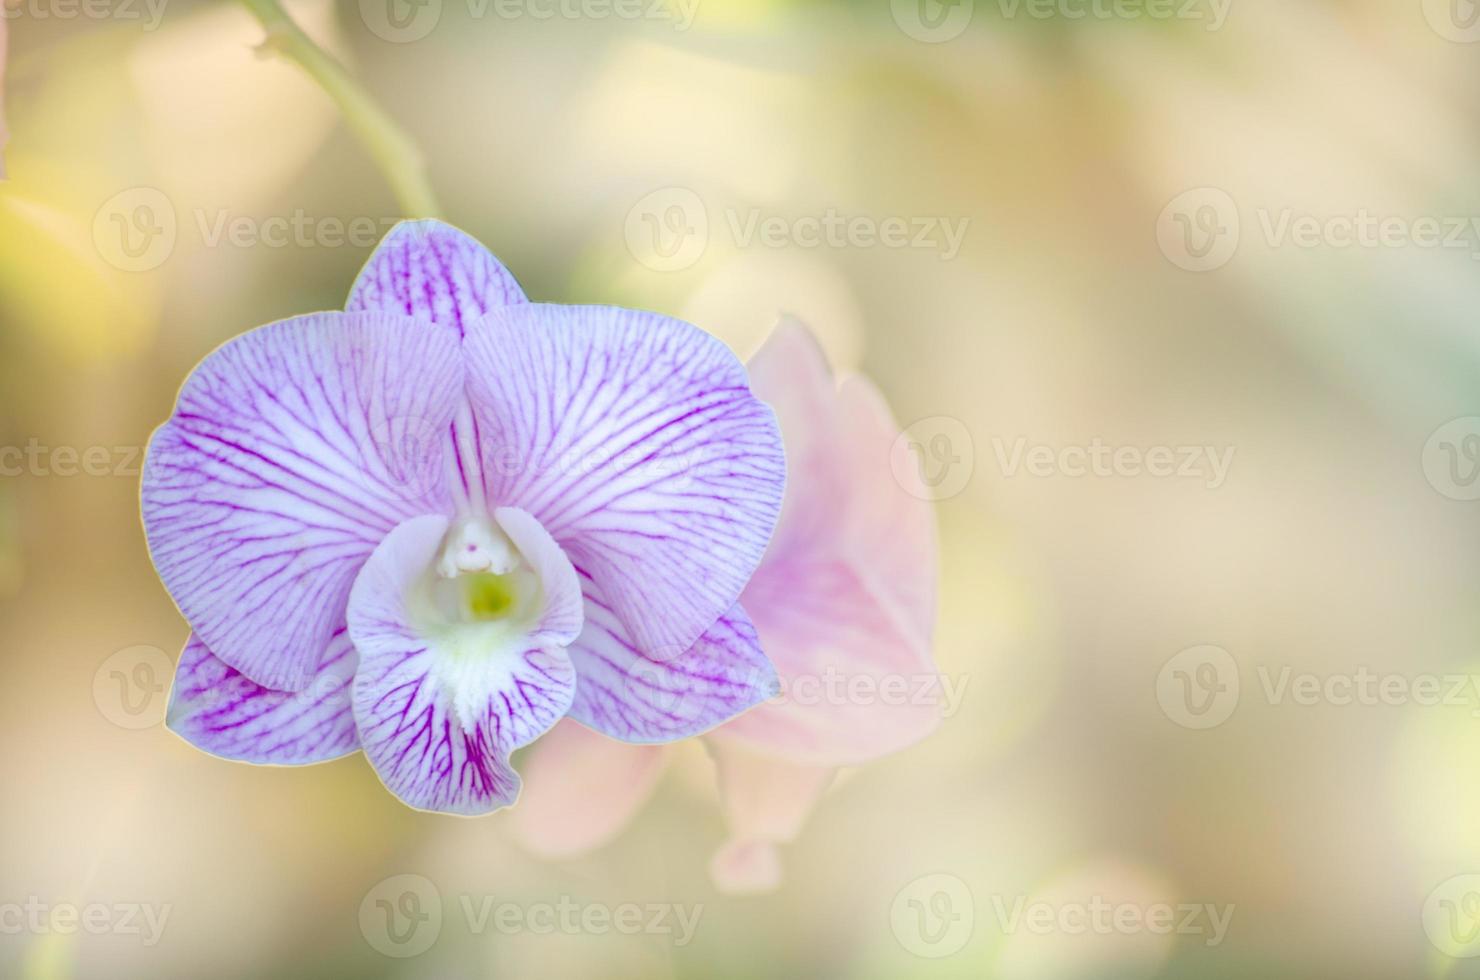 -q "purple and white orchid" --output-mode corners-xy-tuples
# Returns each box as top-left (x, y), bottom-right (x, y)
(145, 220), (786, 815)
